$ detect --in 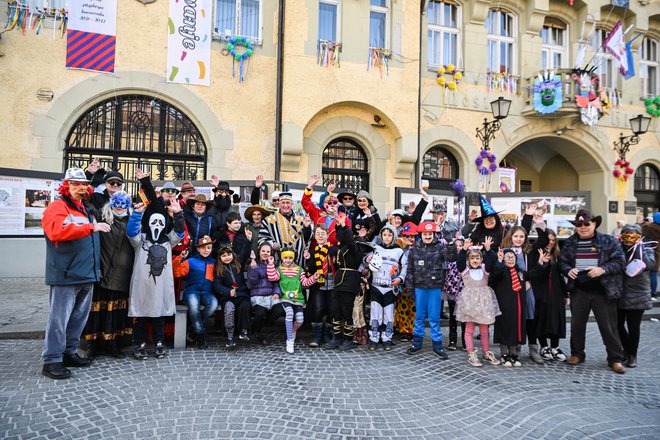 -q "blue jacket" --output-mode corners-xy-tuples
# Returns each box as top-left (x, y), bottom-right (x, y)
(173, 254), (215, 299)
(42, 195), (101, 286)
